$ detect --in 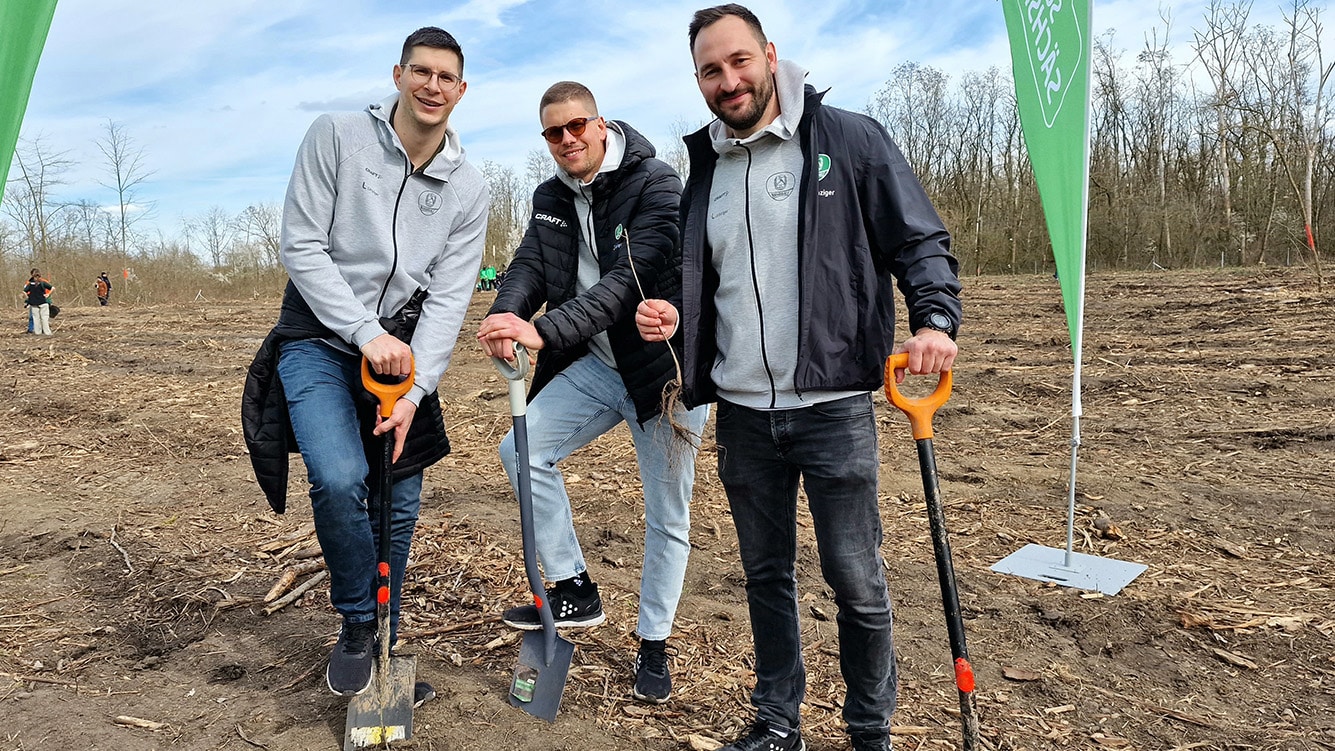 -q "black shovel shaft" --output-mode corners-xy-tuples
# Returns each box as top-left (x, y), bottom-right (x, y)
(377, 434), (394, 666)
(916, 437), (979, 750)
(512, 415), (558, 663)
(916, 438), (968, 662)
